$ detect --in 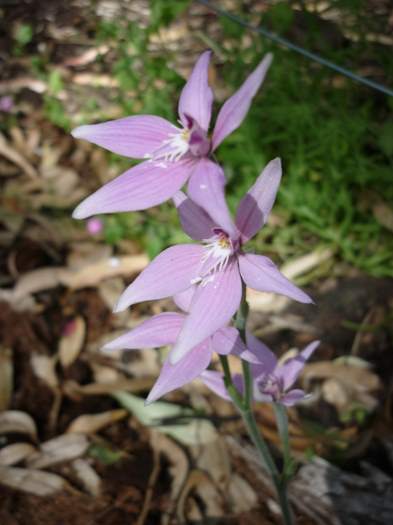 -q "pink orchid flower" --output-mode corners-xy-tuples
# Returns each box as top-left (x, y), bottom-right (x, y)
(112, 158), (313, 364)
(102, 291), (256, 404)
(201, 336), (320, 407)
(71, 51), (272, 219)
